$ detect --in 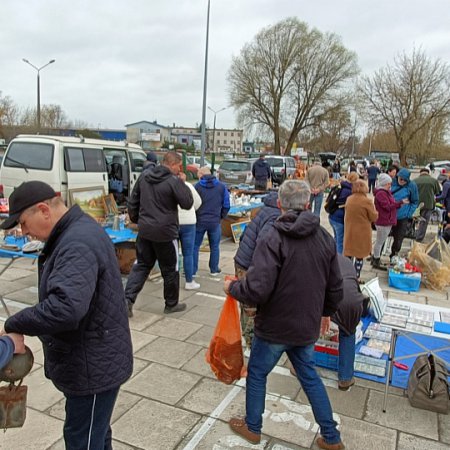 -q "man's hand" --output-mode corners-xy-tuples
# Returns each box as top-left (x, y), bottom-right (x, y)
(223, 279), (233, 294)
(320, 316), (331, 336)
(7, 333), (26, 354)
(402, 198), (410, 204)
(178, 172), (187, 182)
